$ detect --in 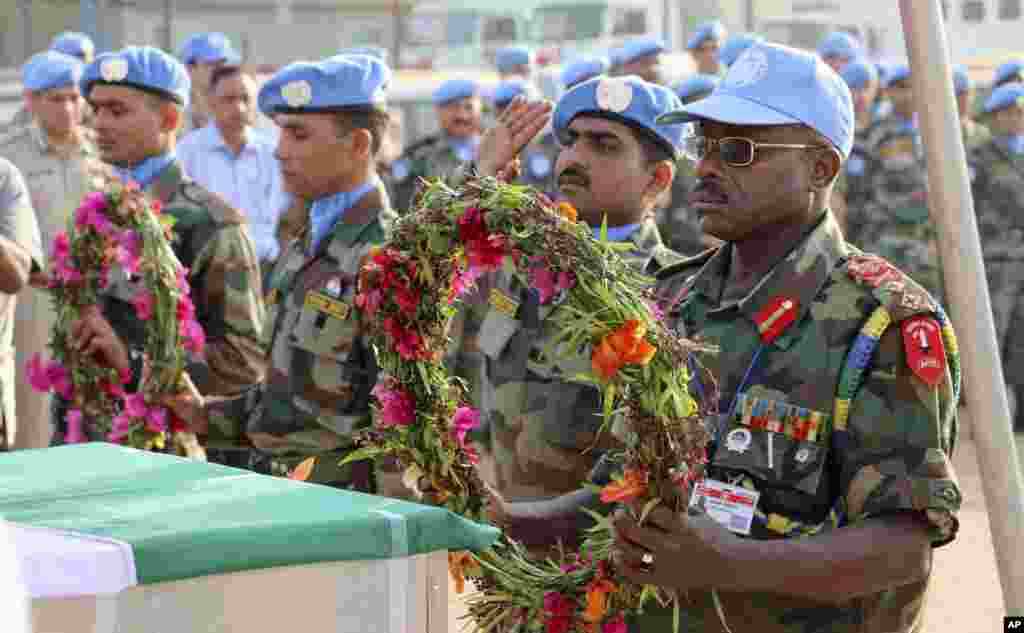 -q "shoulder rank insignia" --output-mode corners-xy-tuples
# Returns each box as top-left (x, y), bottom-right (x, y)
(901, 315), (946, 387)
(754, 296), (799, 343)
